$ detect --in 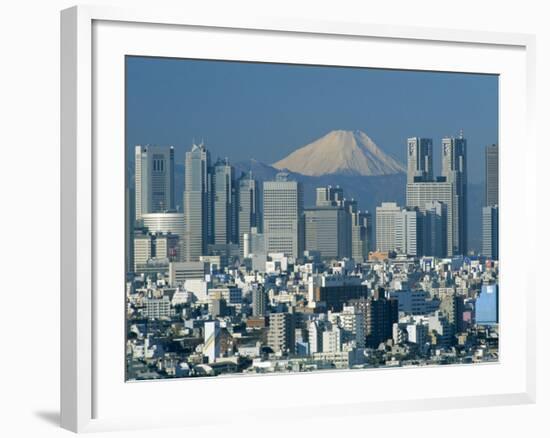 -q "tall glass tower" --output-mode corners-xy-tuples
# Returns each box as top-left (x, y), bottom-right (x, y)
(263, 173), (303, 258)
(238, 172), (260, 256)
(134, 145), (175, 220)
(485, 144), (499, 207)
(183, 143), (211, 261)
(442, 134), (468, 255)
(212, 158), (236, 245)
